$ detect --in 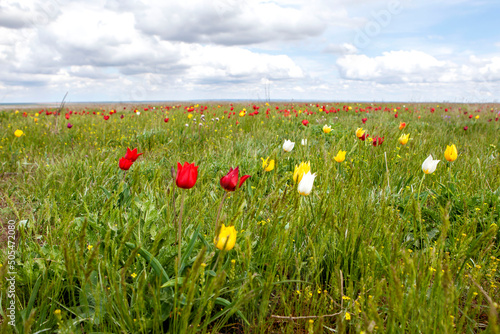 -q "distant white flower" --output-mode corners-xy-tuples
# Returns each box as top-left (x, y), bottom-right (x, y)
(185, 124), (189, 127)
(297, 171), (316, 196)
(283, 139), (295, 152)
(422, 155), (440, 174)
(136, 112), (141, 115)
(301, 139), (308, 146)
